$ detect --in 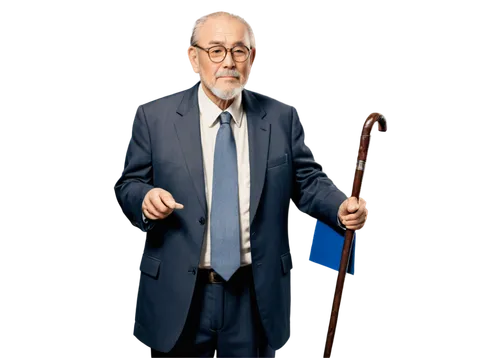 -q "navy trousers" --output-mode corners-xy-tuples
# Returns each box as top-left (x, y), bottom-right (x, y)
(151, 265), (276, 357)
